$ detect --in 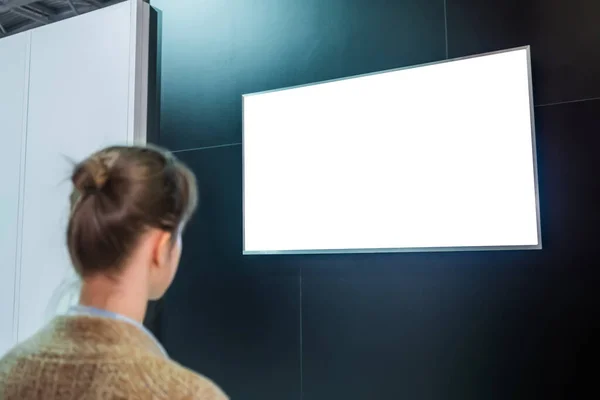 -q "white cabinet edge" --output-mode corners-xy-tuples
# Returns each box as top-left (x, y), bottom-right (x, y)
(128, 0), (150, 145)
